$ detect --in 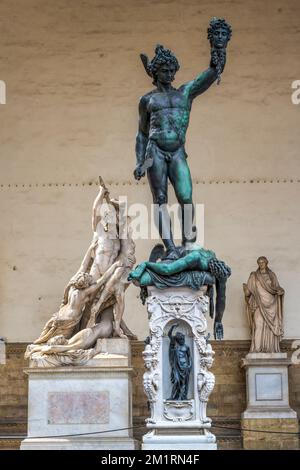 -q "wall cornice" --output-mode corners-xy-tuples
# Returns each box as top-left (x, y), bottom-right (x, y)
(1, 178), (300, 190)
